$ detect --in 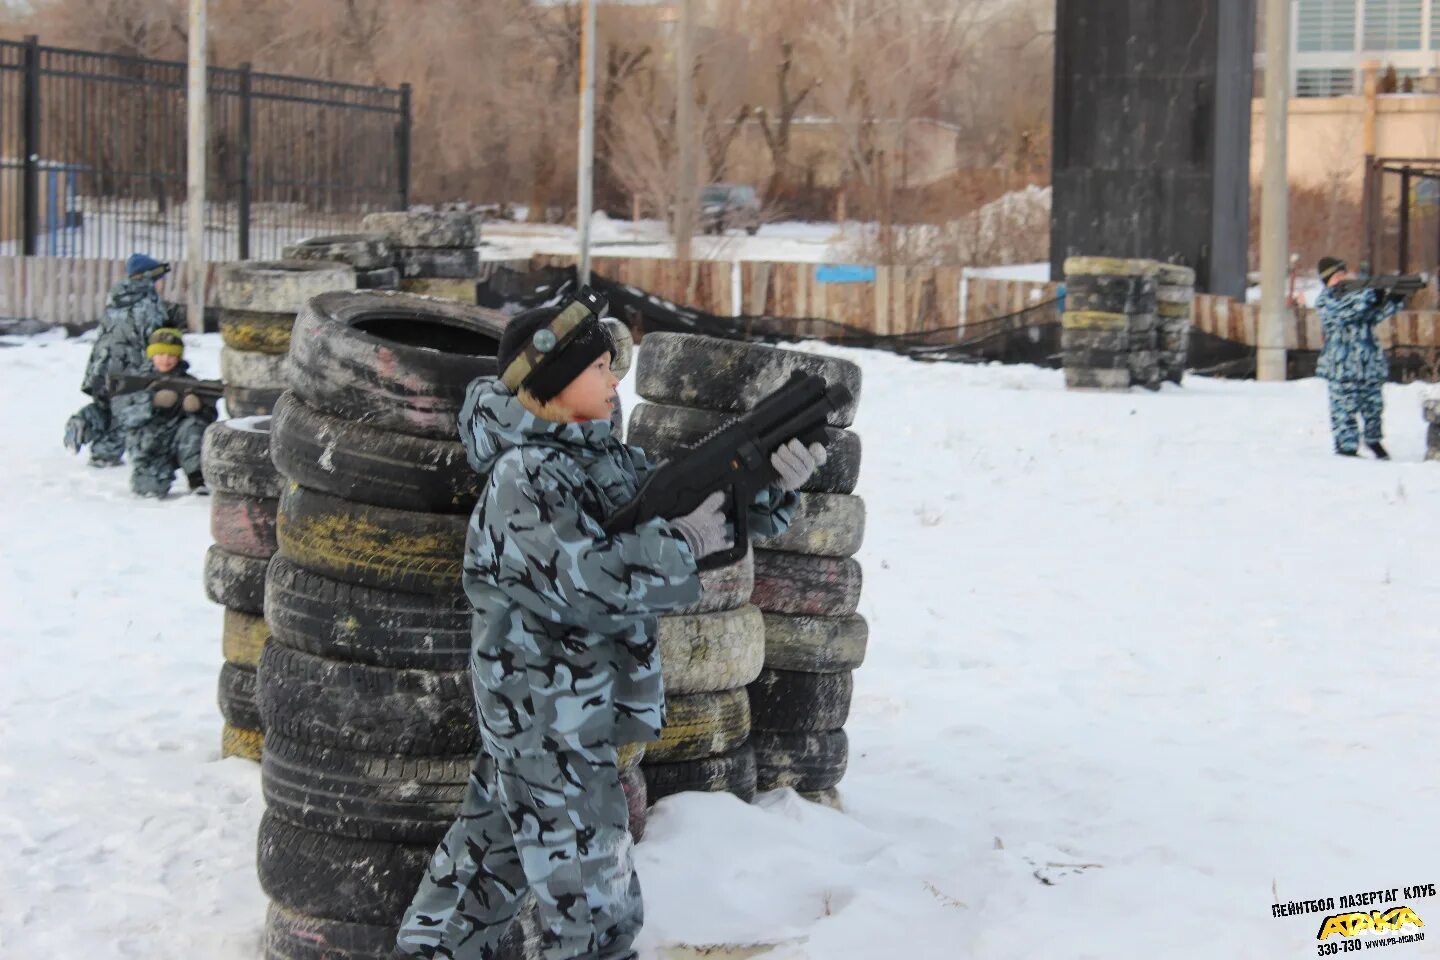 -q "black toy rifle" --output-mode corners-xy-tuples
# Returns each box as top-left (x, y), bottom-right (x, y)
(108, 374), (225, 401)
(1334, 273), (1427, 301)
(603, 371), (853, 569)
